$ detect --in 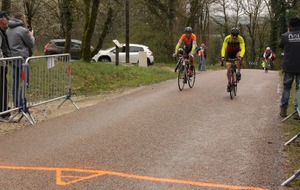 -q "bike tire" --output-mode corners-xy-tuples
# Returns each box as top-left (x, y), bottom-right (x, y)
(178, 65), (185, 91)
(229, 71), (235, 99)
(233, 72), (237, 96)
(188, 66), (196, 88)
